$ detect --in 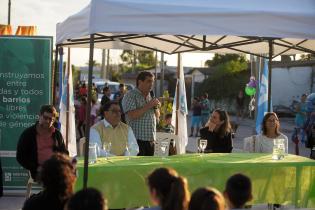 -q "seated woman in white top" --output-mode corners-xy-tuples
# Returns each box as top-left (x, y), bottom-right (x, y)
(244, 112), (288, 153)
